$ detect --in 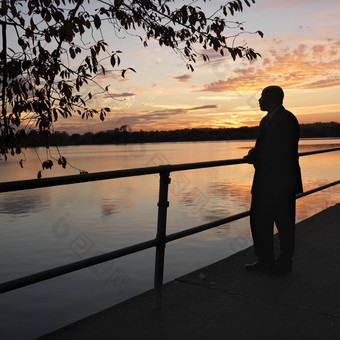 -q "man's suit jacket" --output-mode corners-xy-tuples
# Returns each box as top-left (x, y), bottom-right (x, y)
(247, 106), (303, 197)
